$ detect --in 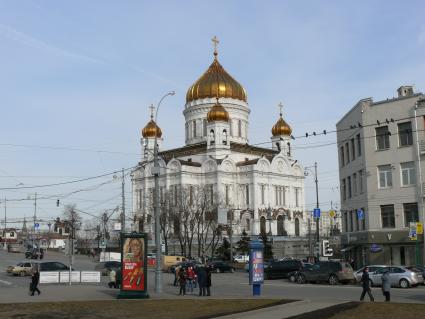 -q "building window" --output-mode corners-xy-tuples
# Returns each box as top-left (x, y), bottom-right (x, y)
(209, 185), (214, 205)
(222, 129), (228, 145)
(378, 165), (393, 188)
(381, 204), (395, 228)
(359, 170), (363, 193)
(185, 123), (188, 141)
(340, 146), (345, 167)
(351, 138), (355, 161)
(245, 184), (249, 205)
(400, 161), (416, 186)
(361, 208), (366, 230)
(404, 203), (419, 227)
(353, 173), (357, 195)
(260, 185), (265, 205)
(354, 210), (358, 232)
(295, 188), (300, 207)
(277, 215), (284, 236)
(246, 218), (250, 231)
(193, 120), (197, 137)
(138, 189), (143, 209)
(225, 185), (230, 206)
(356, 134), (361, 156)
(203, 119), (207, 137)
(342, 179), (346, 201)
(238, 120), (242, 137)
(349, 210), (353, 232)
(295, 218), (300, 236)
(343, 212), (348, 232)
(260, 216), (266, 234)
(376, 126), (390, 150)
(345, 142), (350, 163)
(209, 129), (215, 145)
(173, 185), (178, 205)
(398, 122), (413, 146)
(347, 176), (352, 198)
